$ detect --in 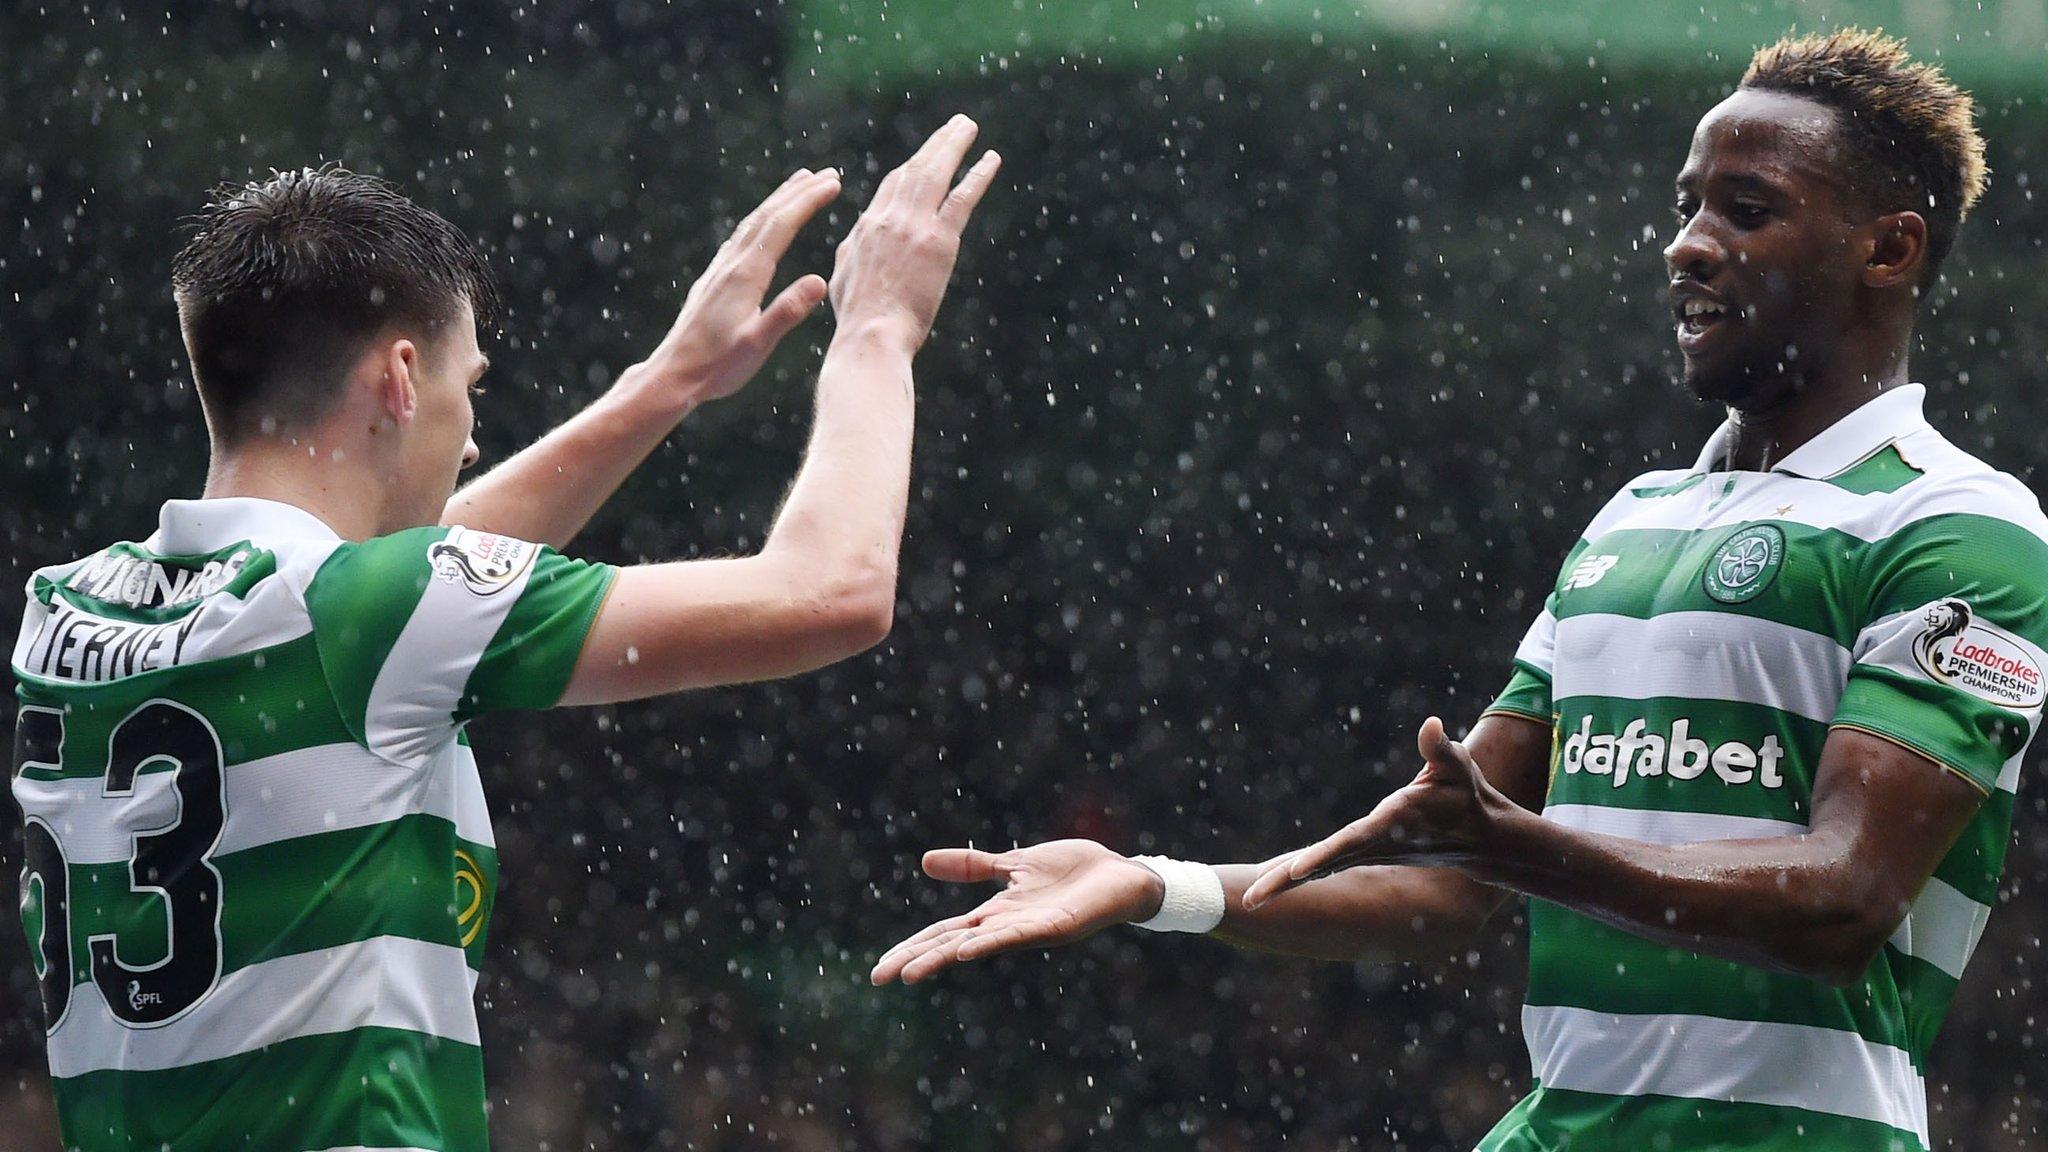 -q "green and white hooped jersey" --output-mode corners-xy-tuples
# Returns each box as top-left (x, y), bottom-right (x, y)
(9, 498), (615, 1152)
(1479, 386), (2048, 1152)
